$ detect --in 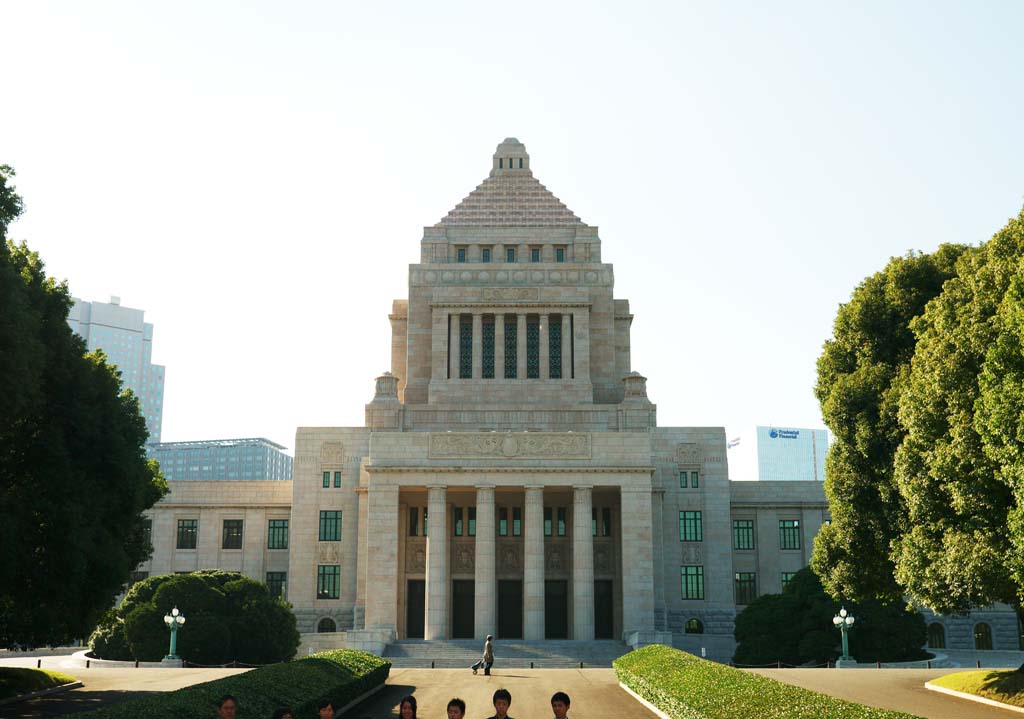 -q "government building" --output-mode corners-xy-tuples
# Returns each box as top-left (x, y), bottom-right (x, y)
(136, 139), (1021, 659)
